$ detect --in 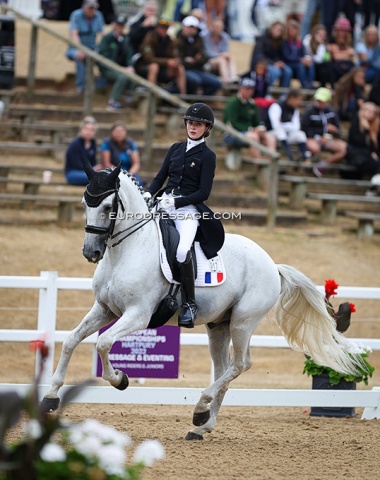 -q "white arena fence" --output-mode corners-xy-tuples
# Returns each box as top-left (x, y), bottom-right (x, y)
(0, 271), (380, 420)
